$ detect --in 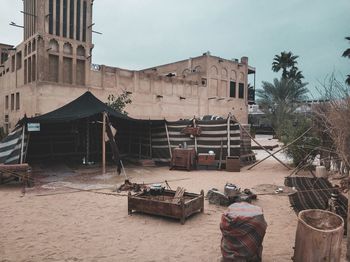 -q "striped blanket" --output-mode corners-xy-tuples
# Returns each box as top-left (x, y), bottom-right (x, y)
(285, 177), (348, 226)
(0, 127), (27, 164)
(220, 202), (267, 261)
